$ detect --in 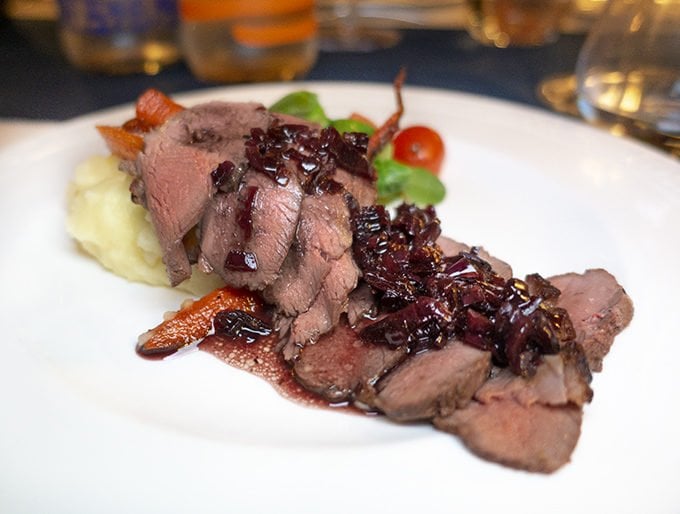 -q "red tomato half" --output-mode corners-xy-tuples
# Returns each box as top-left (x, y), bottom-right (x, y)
(393, 125), (445, 175)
